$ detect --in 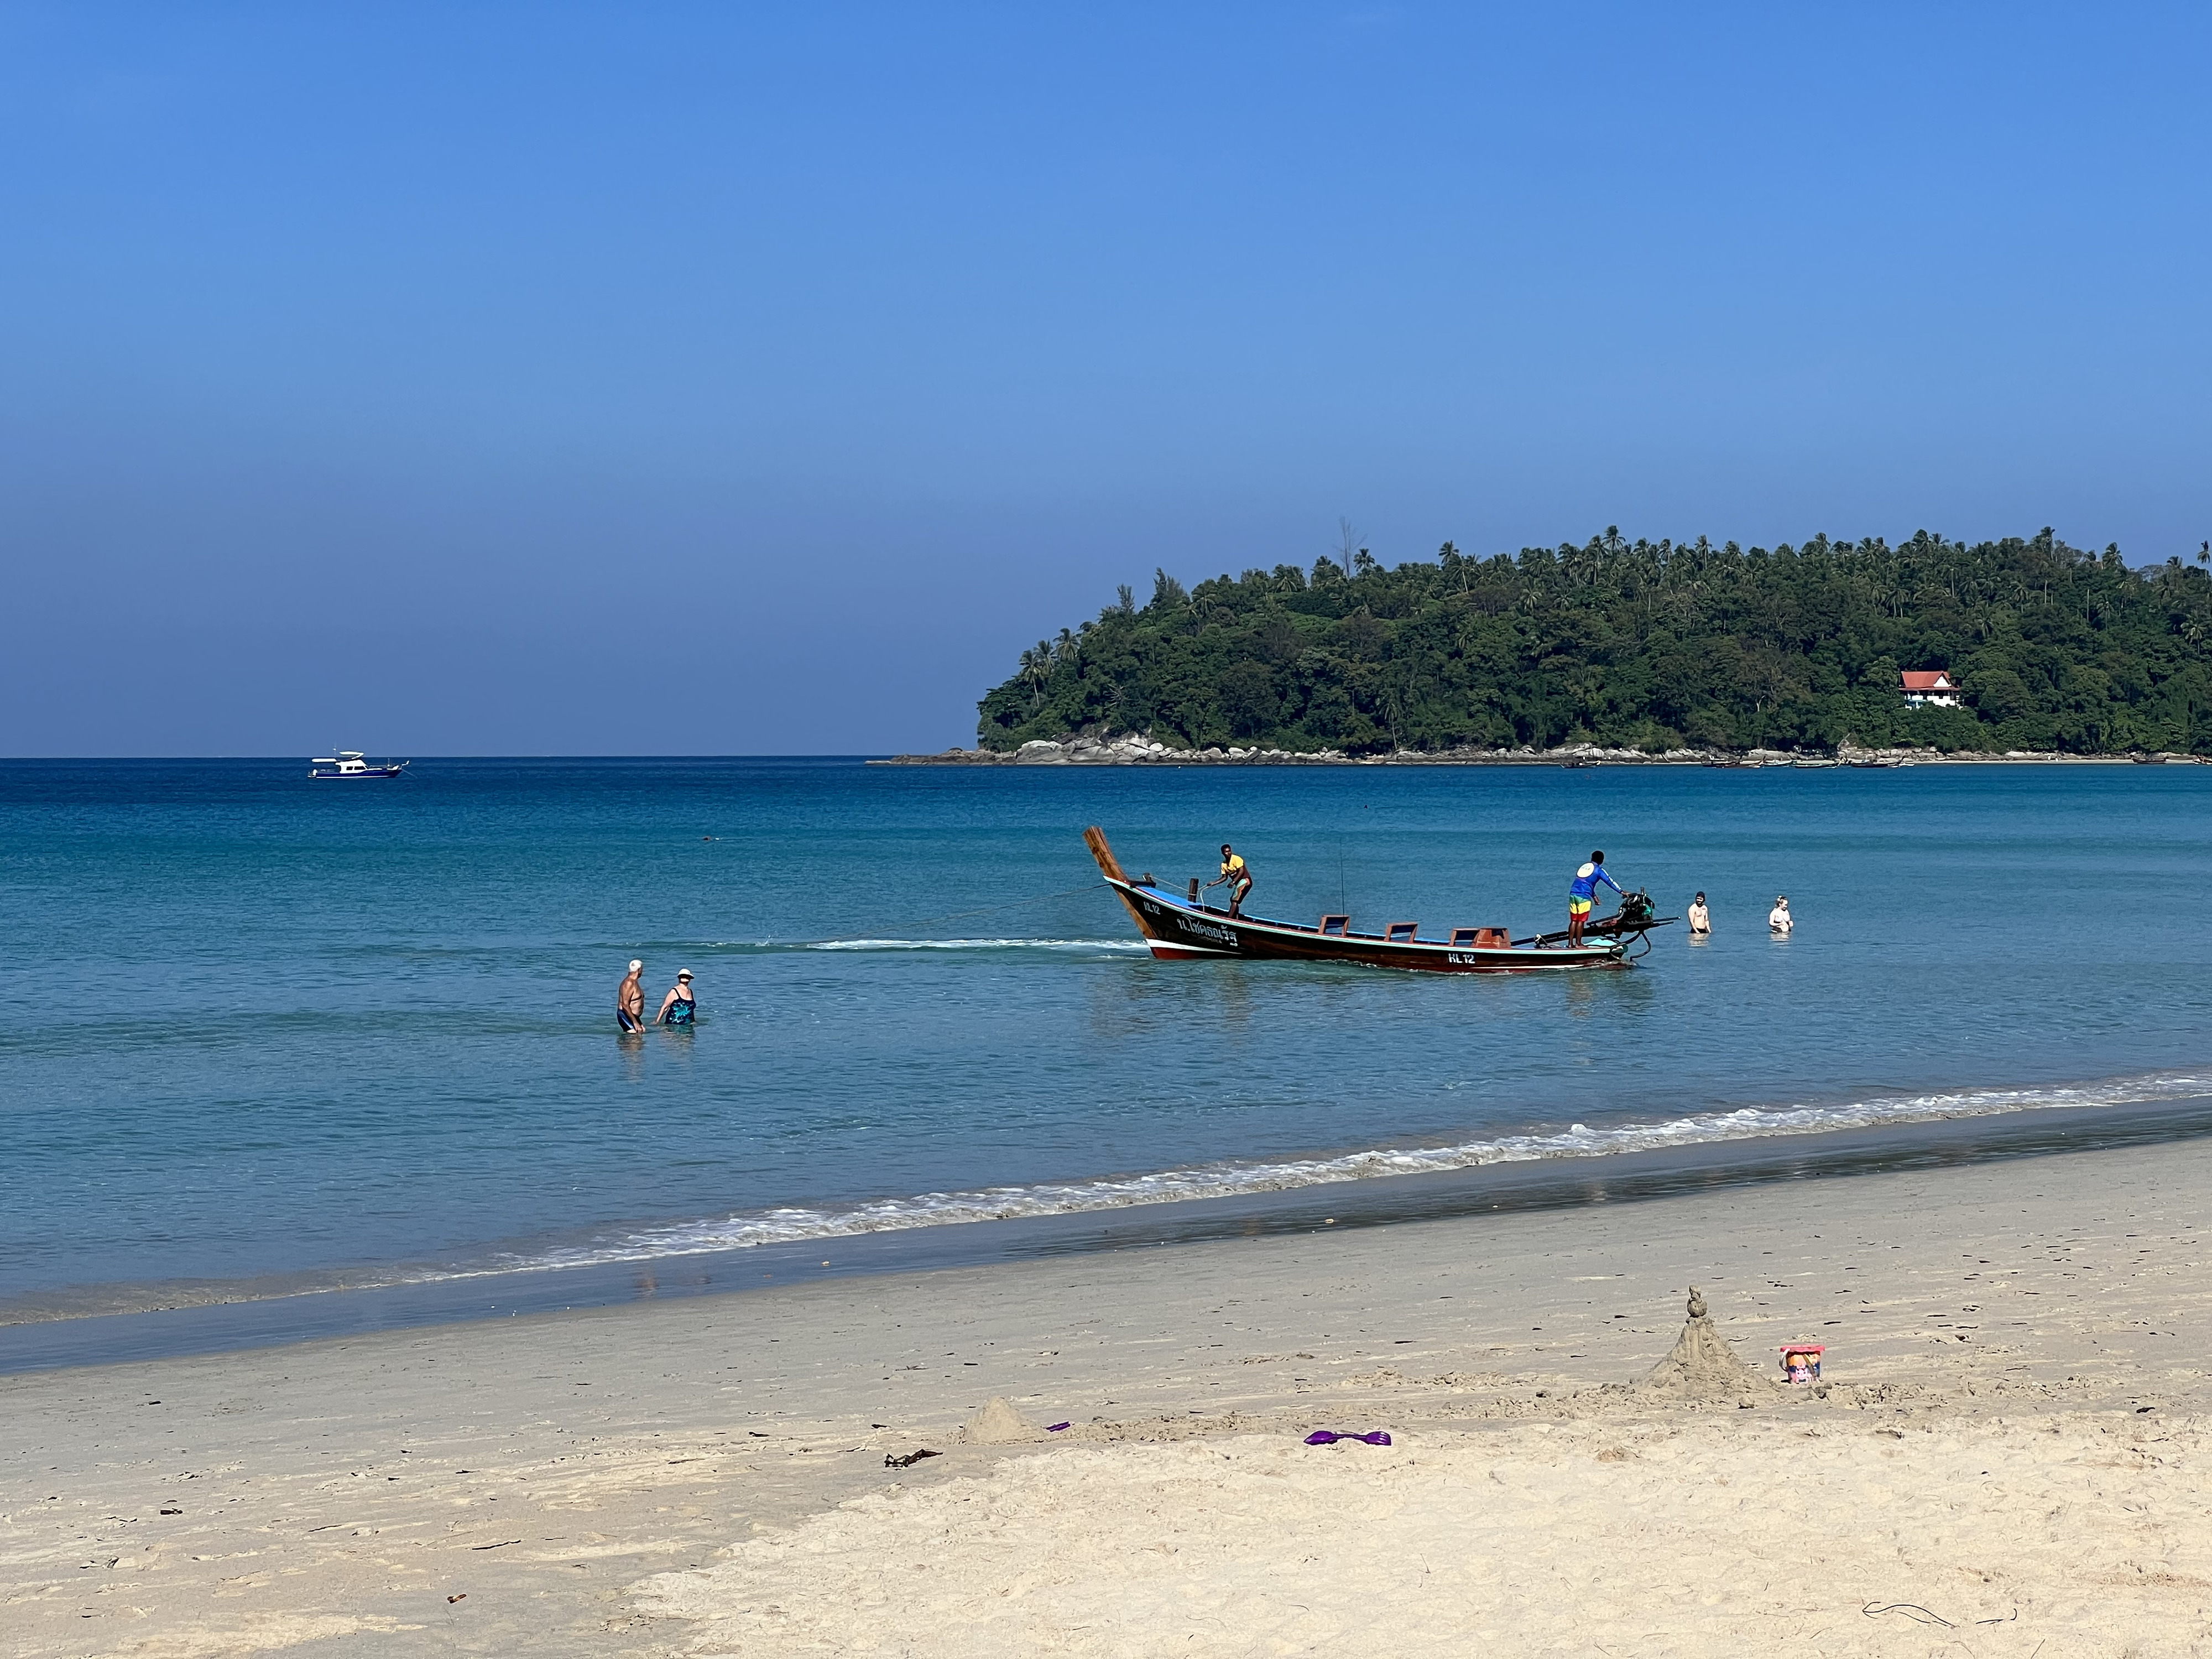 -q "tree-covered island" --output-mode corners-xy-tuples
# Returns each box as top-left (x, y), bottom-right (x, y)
(977, 529), (2212, 757)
